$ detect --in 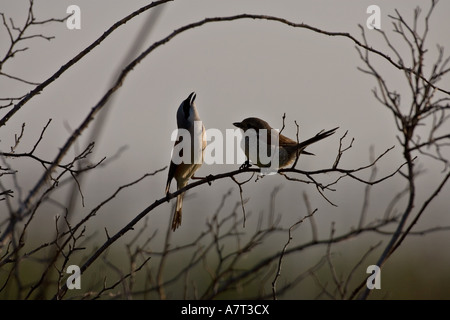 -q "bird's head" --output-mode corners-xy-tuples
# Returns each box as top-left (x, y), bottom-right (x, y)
(177, 92), (200, 127)
(233, 117), (272, 132)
